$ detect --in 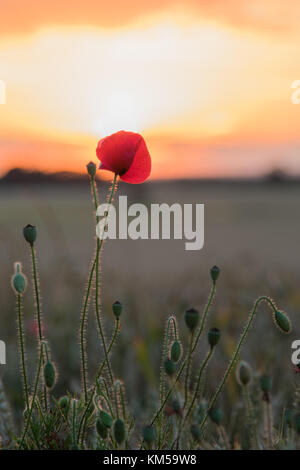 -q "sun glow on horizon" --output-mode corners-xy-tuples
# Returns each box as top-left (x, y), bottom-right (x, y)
(0, 8), (300, 177)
